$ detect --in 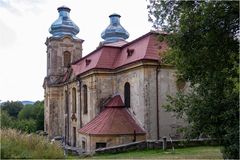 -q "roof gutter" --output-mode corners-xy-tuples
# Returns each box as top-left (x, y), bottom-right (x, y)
(78, 132), (146, 136)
